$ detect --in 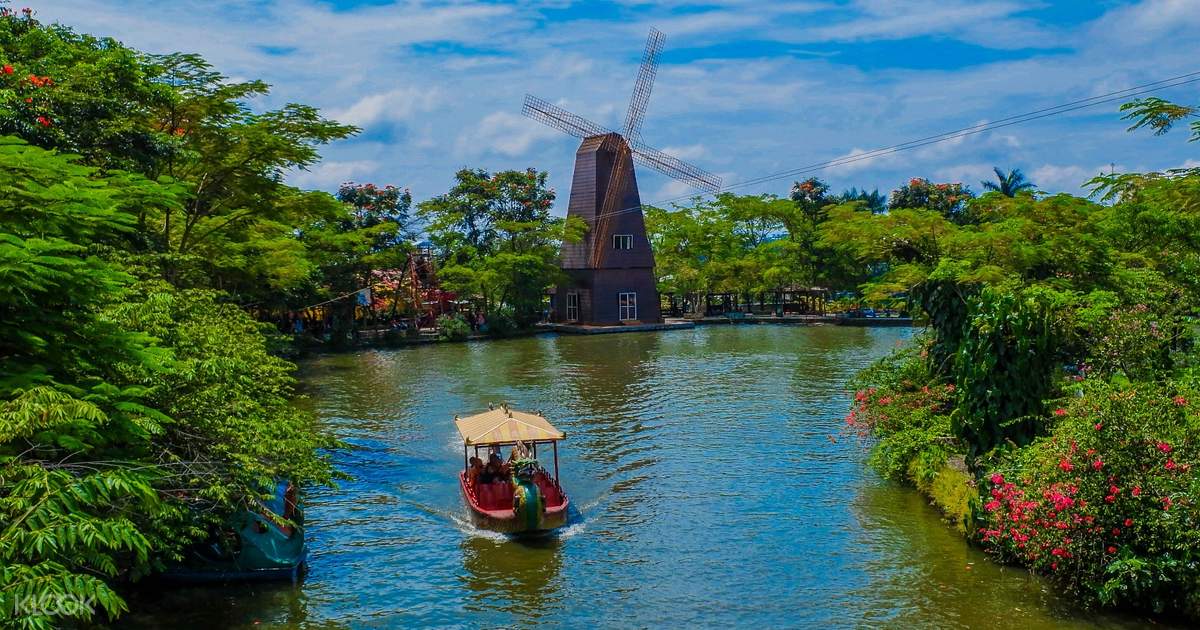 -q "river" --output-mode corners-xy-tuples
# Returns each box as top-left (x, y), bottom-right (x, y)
(120, 326), (1161, 628)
